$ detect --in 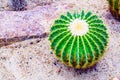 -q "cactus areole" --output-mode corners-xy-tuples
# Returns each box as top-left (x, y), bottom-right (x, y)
(107, 0), (120, 21)
(49, 10), (109, 69)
